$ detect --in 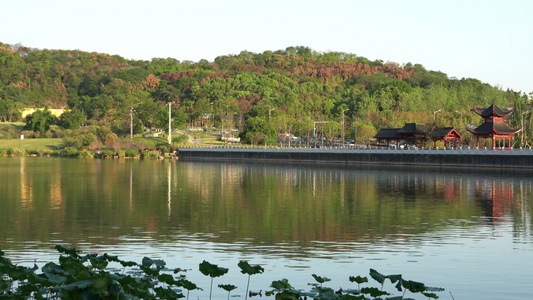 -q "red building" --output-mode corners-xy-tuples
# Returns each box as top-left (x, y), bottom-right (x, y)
(466, 104), (521, 149)
(374, 123), (461, 149)
(432, 127), (462, 148)
(374, 123), (429, 148)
